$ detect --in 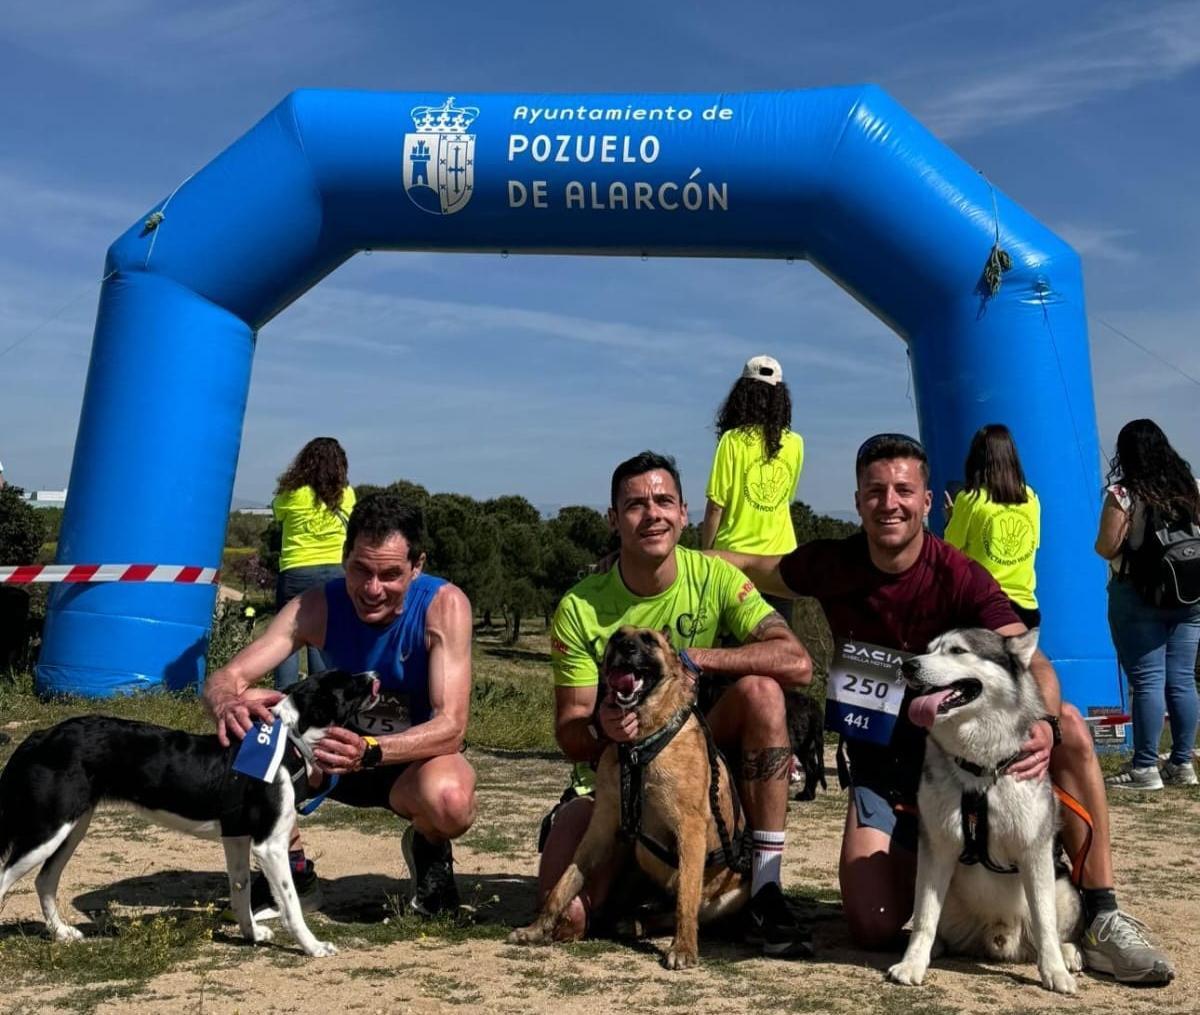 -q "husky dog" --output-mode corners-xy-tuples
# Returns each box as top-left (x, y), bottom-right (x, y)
(886, 629), (1083, 994)
(0, 670), (380, 957)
